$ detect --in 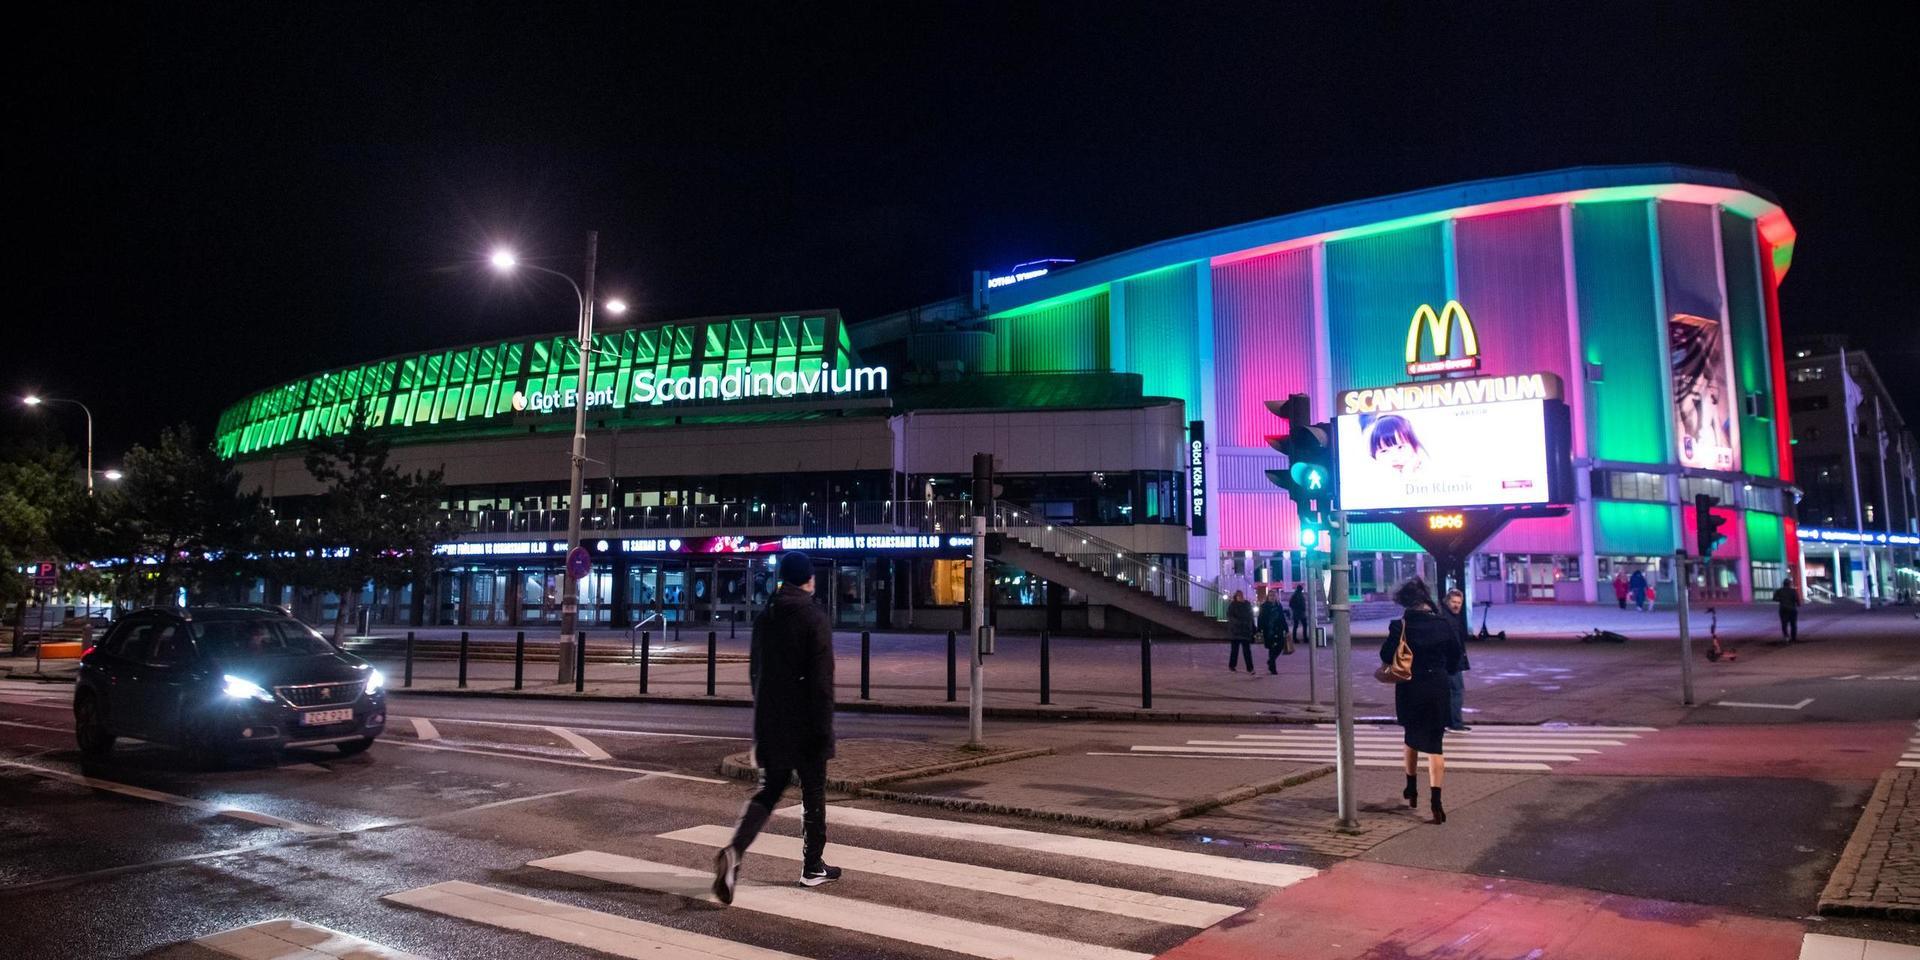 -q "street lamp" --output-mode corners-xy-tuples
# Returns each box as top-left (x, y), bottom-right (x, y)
(21, 395), (96, 496)
(489, 235), (606, 685)
(101, 469), (124, 482)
